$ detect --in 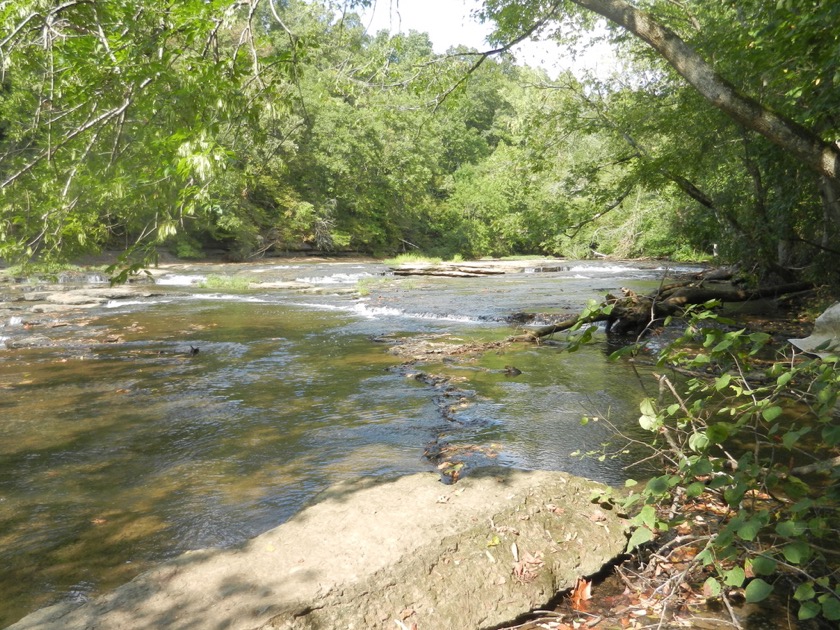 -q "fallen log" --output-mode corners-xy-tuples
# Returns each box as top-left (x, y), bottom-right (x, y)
(507, 312), (606, 342)
(509, 277), (813, 343)
(391, 264), (506, 277)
